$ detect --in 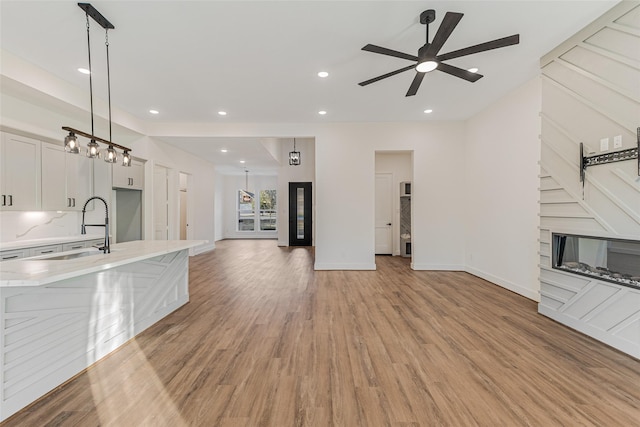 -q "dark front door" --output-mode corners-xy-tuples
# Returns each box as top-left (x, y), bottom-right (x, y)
(289, 182), (312, 246)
